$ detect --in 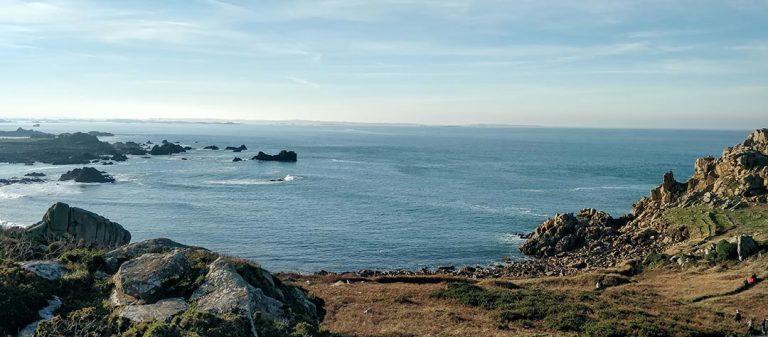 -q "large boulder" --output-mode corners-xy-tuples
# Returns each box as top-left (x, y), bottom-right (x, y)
(26, 202), (131, 248)
(191, 257), (286, 321)
(730, 234), (758, 261)
(252, 150), (297, 162)
(59, 167), (115, 183)
(114, 250), (191, 302)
